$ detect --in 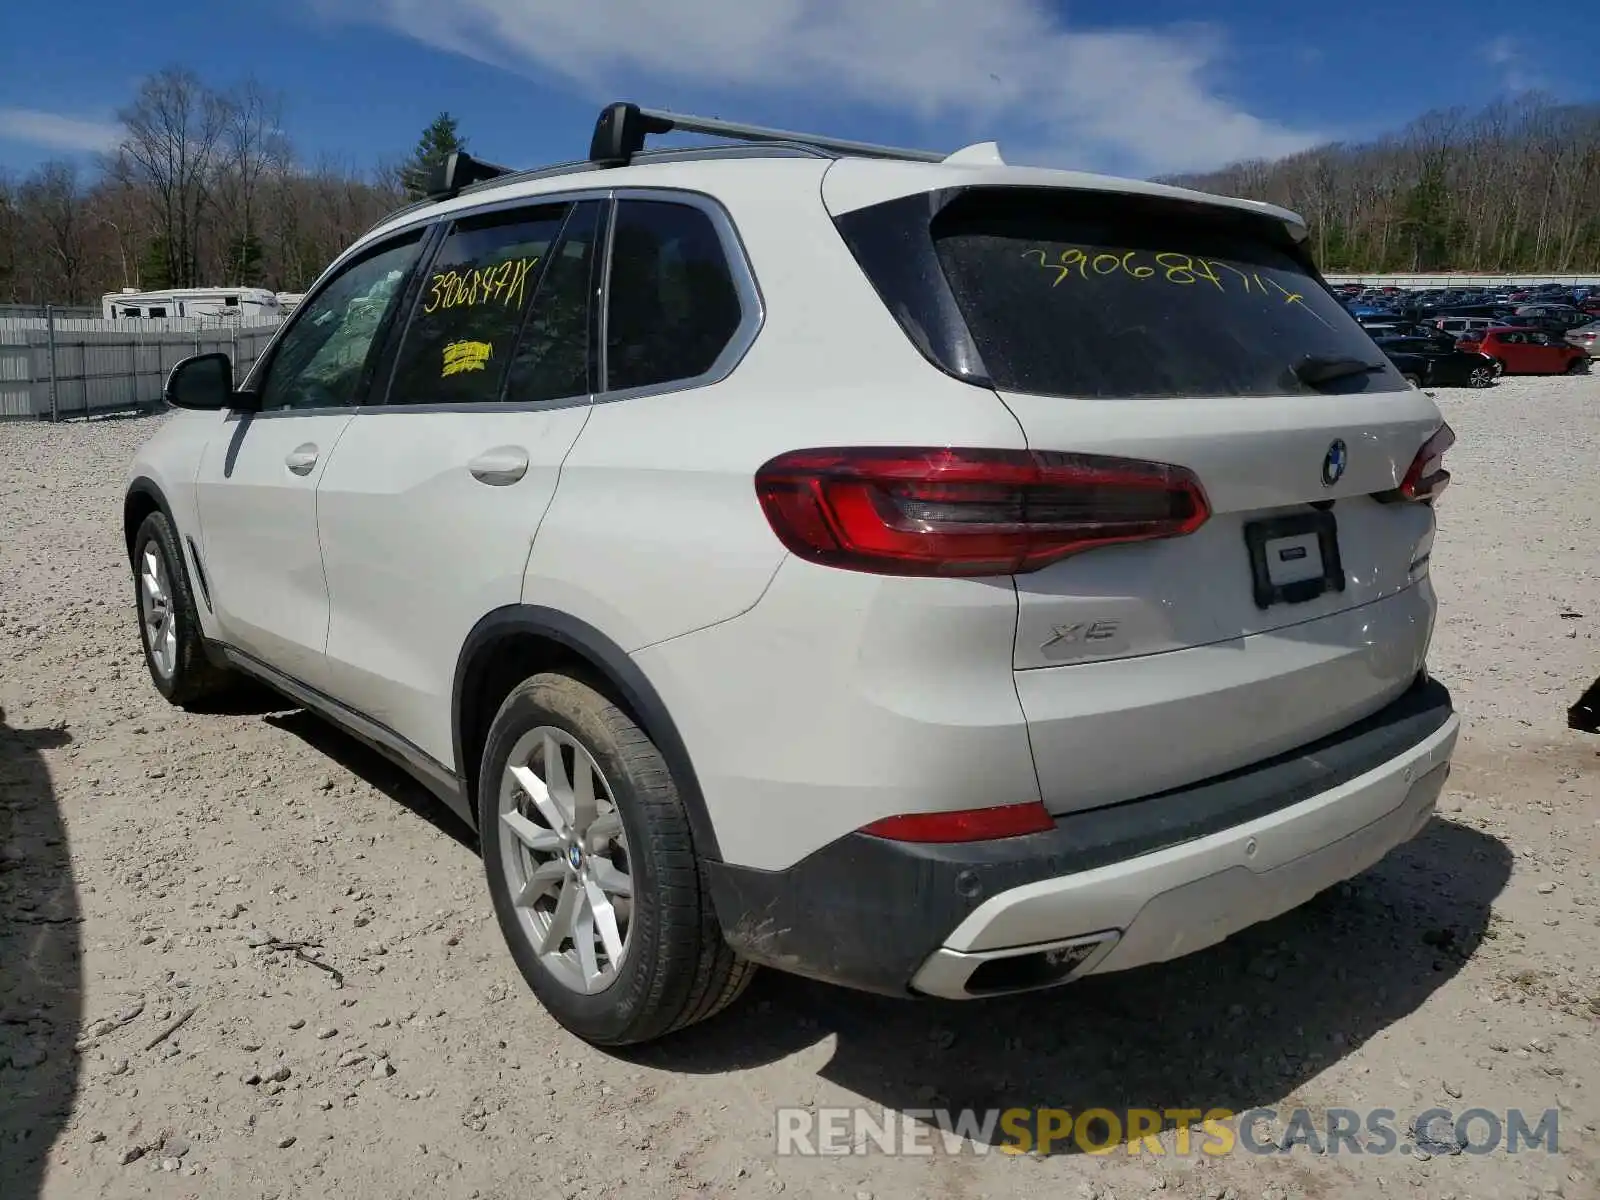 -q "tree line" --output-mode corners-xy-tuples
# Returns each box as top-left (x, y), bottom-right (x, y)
(3, 72), (1598, 307)
(1163, 95), (1600, 274)
(0, 68), (466, 306)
